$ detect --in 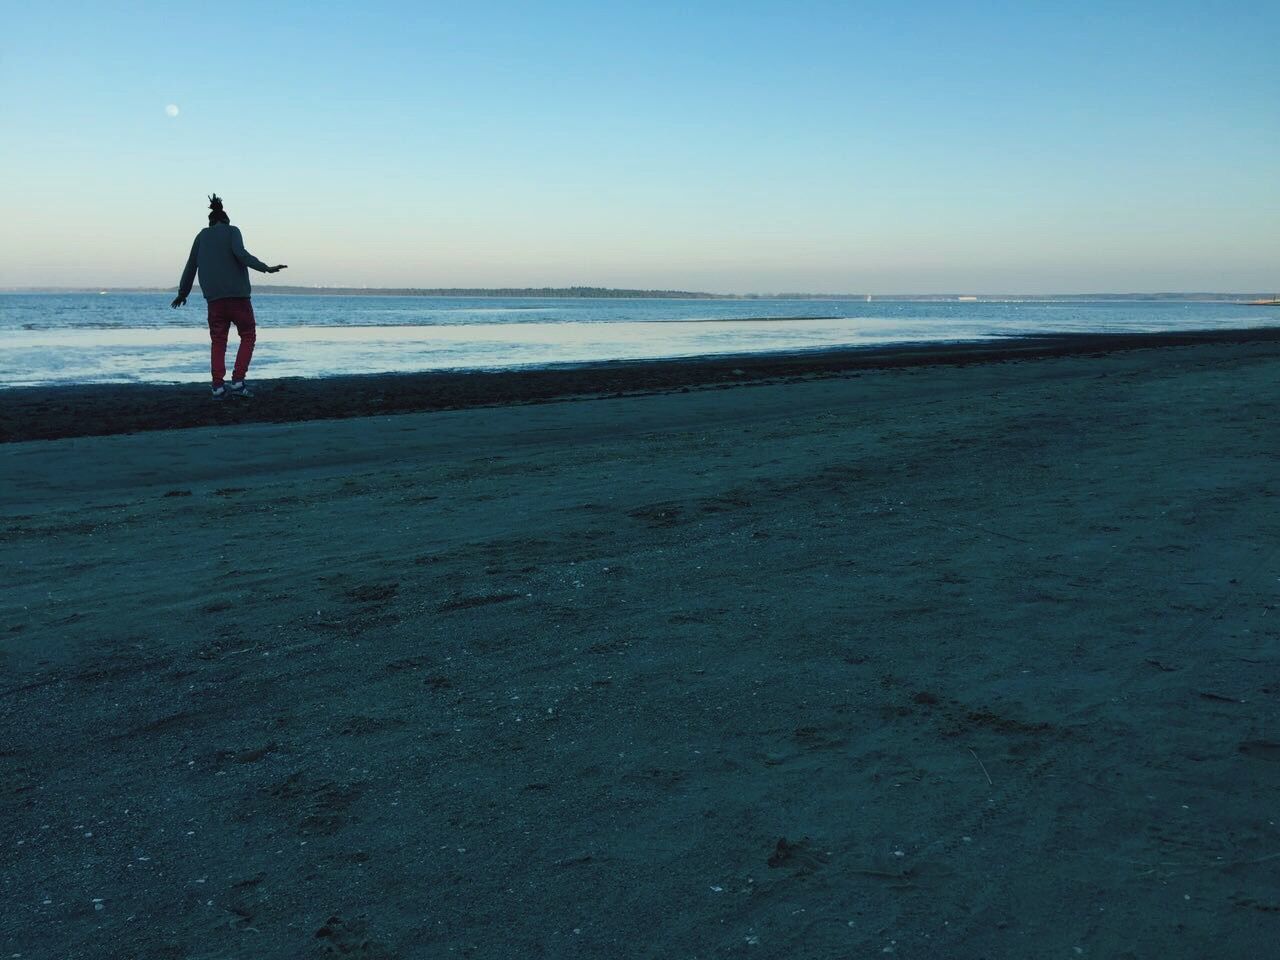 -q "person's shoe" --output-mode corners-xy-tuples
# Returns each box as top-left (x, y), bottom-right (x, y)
(211, 384), (227, 399)
(229, 381), (254, 399)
